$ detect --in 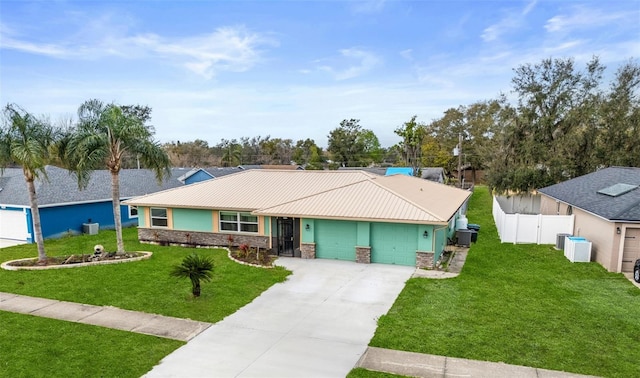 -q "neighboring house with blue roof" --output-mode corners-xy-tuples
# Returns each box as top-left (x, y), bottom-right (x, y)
(385, 167), (414, 176)
(538, 167), (640, 273)
(339, 167), (445, 183)
(0, 165), (190, 243)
